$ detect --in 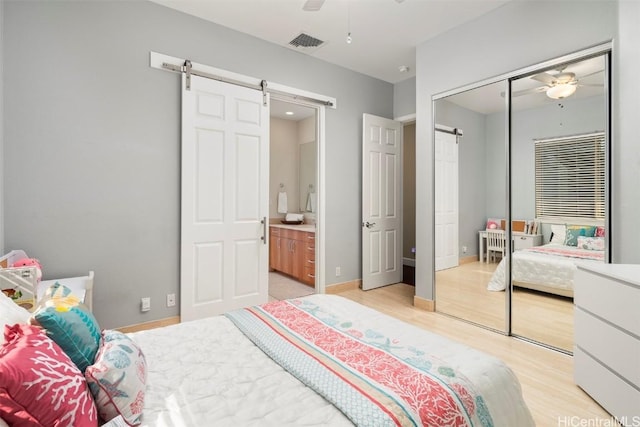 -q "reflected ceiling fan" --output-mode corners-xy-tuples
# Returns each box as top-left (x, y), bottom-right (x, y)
(514, 67), (604, 100)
